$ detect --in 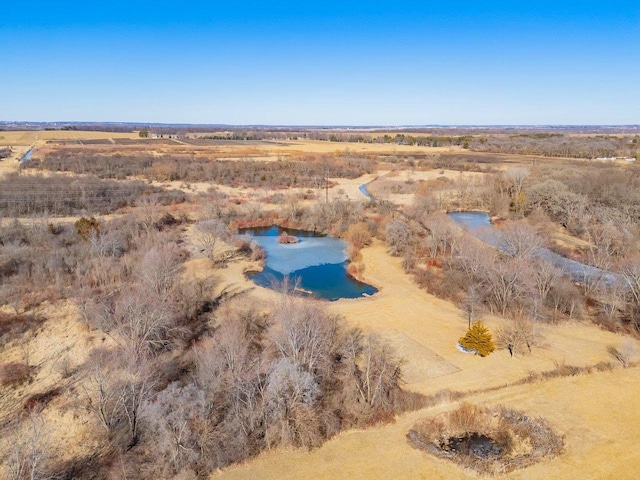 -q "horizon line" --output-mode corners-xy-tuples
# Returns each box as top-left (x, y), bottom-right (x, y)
(2, 121), (639, 129)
